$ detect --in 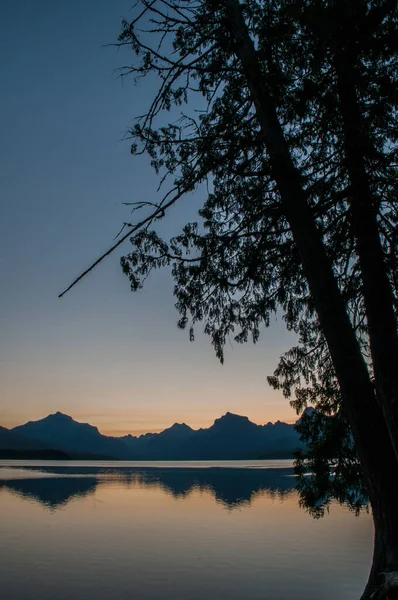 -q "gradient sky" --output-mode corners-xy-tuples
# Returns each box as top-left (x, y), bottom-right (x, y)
(0, 0), (299, 437)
